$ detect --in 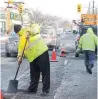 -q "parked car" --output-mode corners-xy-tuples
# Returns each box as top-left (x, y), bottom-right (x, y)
(40, 26), (60, 49)
(0, 32), (5, 41)
(75, 25), (97, 57)
(5, 32), (19, 57)
(0, 32), (4, 37)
